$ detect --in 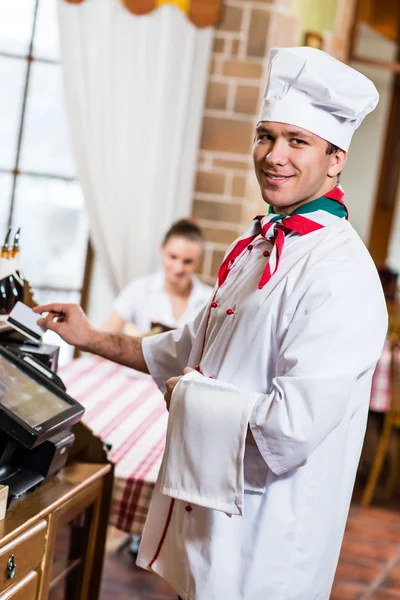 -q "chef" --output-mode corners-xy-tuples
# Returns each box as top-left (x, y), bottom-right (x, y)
(35, 47), (388, 599)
